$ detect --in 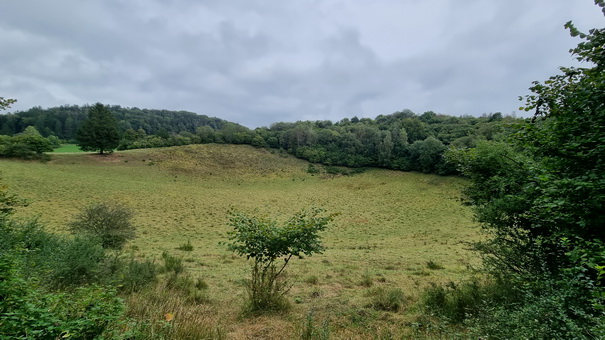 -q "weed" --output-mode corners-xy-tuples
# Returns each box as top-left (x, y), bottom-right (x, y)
(161, 252), (184, 276)
(359, 270), (373, 287)
(305, 275), (319, 285)
(426, 260), (444, 270)
(366, 287), (407, 312)
(301, 311), (330, 340)
(422, 278), (518, 324)
(176, 239), (193, 251)
(118, 256), (158, 293)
